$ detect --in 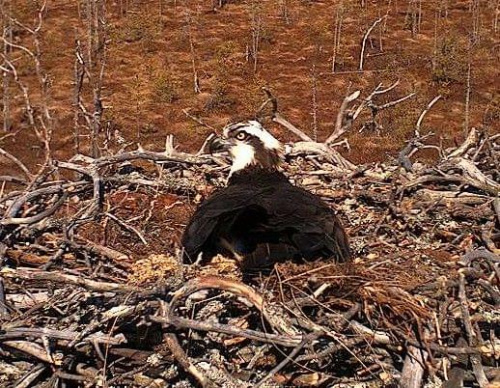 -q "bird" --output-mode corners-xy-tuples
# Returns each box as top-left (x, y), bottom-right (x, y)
(181, 120), (351, 266)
